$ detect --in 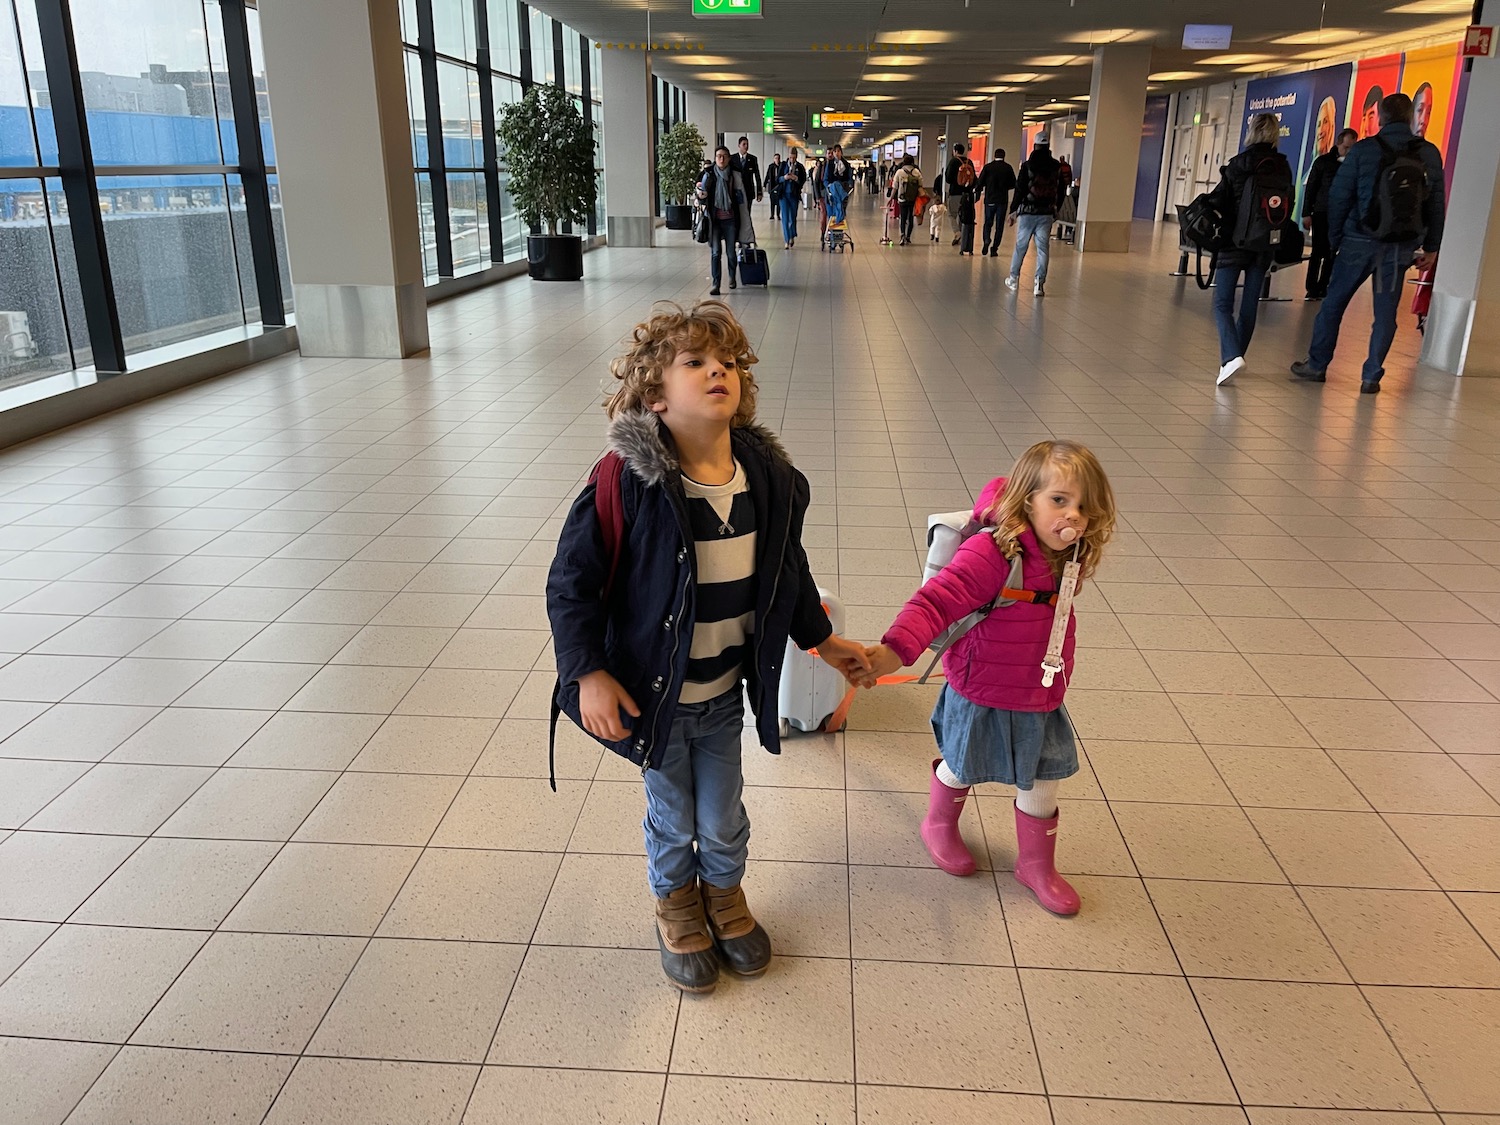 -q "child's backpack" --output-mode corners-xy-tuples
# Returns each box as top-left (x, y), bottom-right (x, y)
(1365, 137), (1430, 243)
(1231, 156), (1294, 252)
(589, 452), (626, 600)
(916, 511), (1056, 683)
